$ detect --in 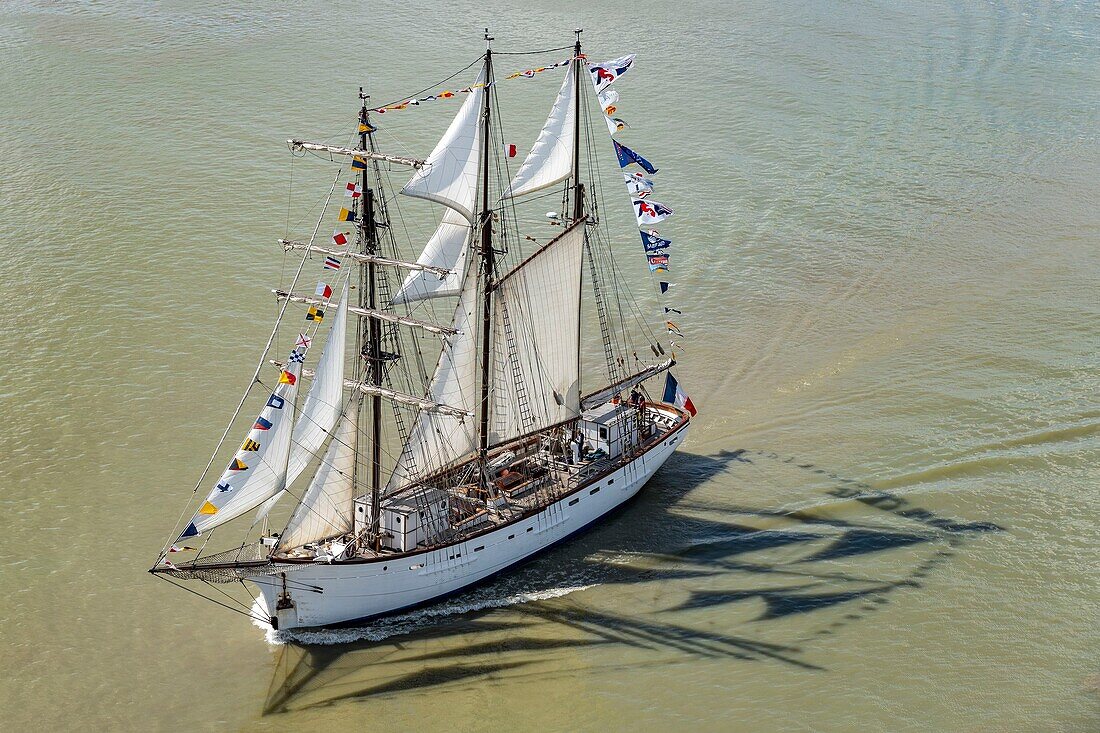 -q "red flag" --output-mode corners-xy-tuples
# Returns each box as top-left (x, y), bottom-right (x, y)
(503, 143), (517, 158)
(332, 231), (349, 246)
(315, 282), (332, 299)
